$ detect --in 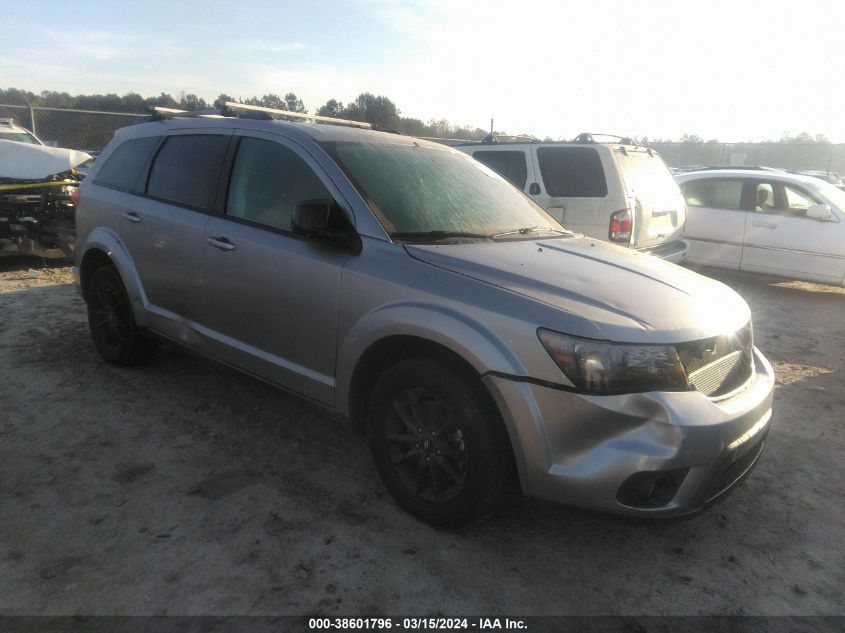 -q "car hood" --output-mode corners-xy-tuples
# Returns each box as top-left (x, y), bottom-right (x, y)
(0, 140), (91, 181)
(405, 236), (750, 343)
